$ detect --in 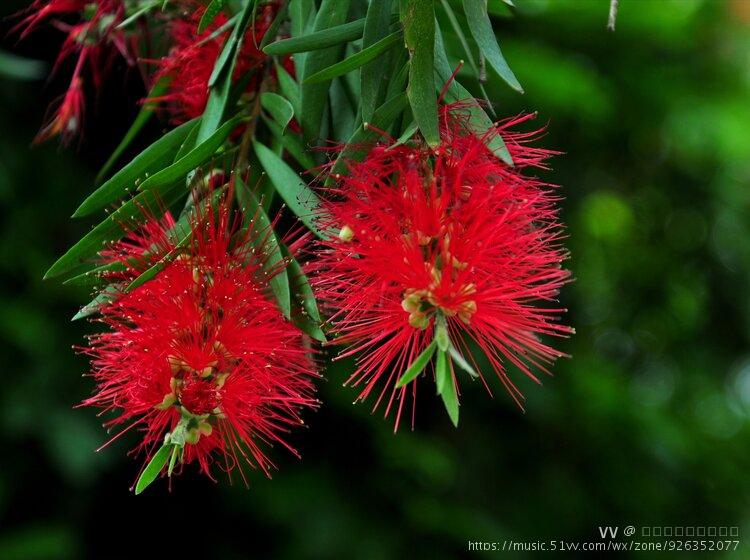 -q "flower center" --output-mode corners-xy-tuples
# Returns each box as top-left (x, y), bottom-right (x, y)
(401, 233), (477, 329)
